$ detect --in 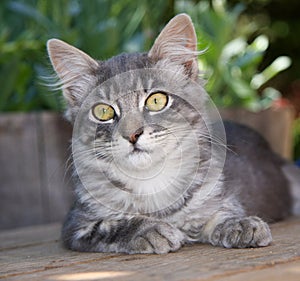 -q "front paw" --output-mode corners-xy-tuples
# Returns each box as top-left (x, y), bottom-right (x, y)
(128, 222), (185, 254)
(210, 216), (272, 248)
